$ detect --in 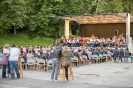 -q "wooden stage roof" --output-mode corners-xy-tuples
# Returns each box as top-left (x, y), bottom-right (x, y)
(55, 13), (133, 24)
